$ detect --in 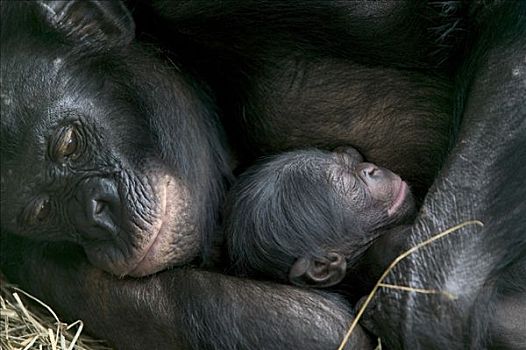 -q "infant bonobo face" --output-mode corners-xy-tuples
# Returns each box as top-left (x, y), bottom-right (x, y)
(287, 147), (415, 288)
(225, 147), (415, 288)
(330, 147), (414, 224)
